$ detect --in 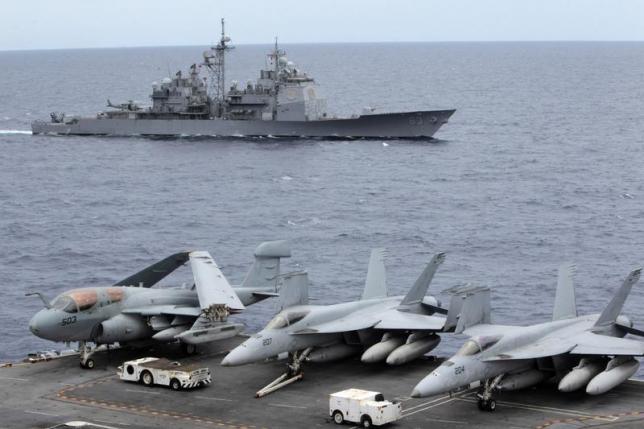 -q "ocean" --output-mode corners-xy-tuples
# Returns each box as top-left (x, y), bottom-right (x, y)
(1, 42), (643, 371)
